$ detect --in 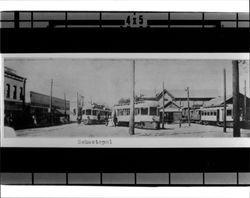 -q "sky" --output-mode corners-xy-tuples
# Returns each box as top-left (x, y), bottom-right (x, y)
(4, 58), (249, 109)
